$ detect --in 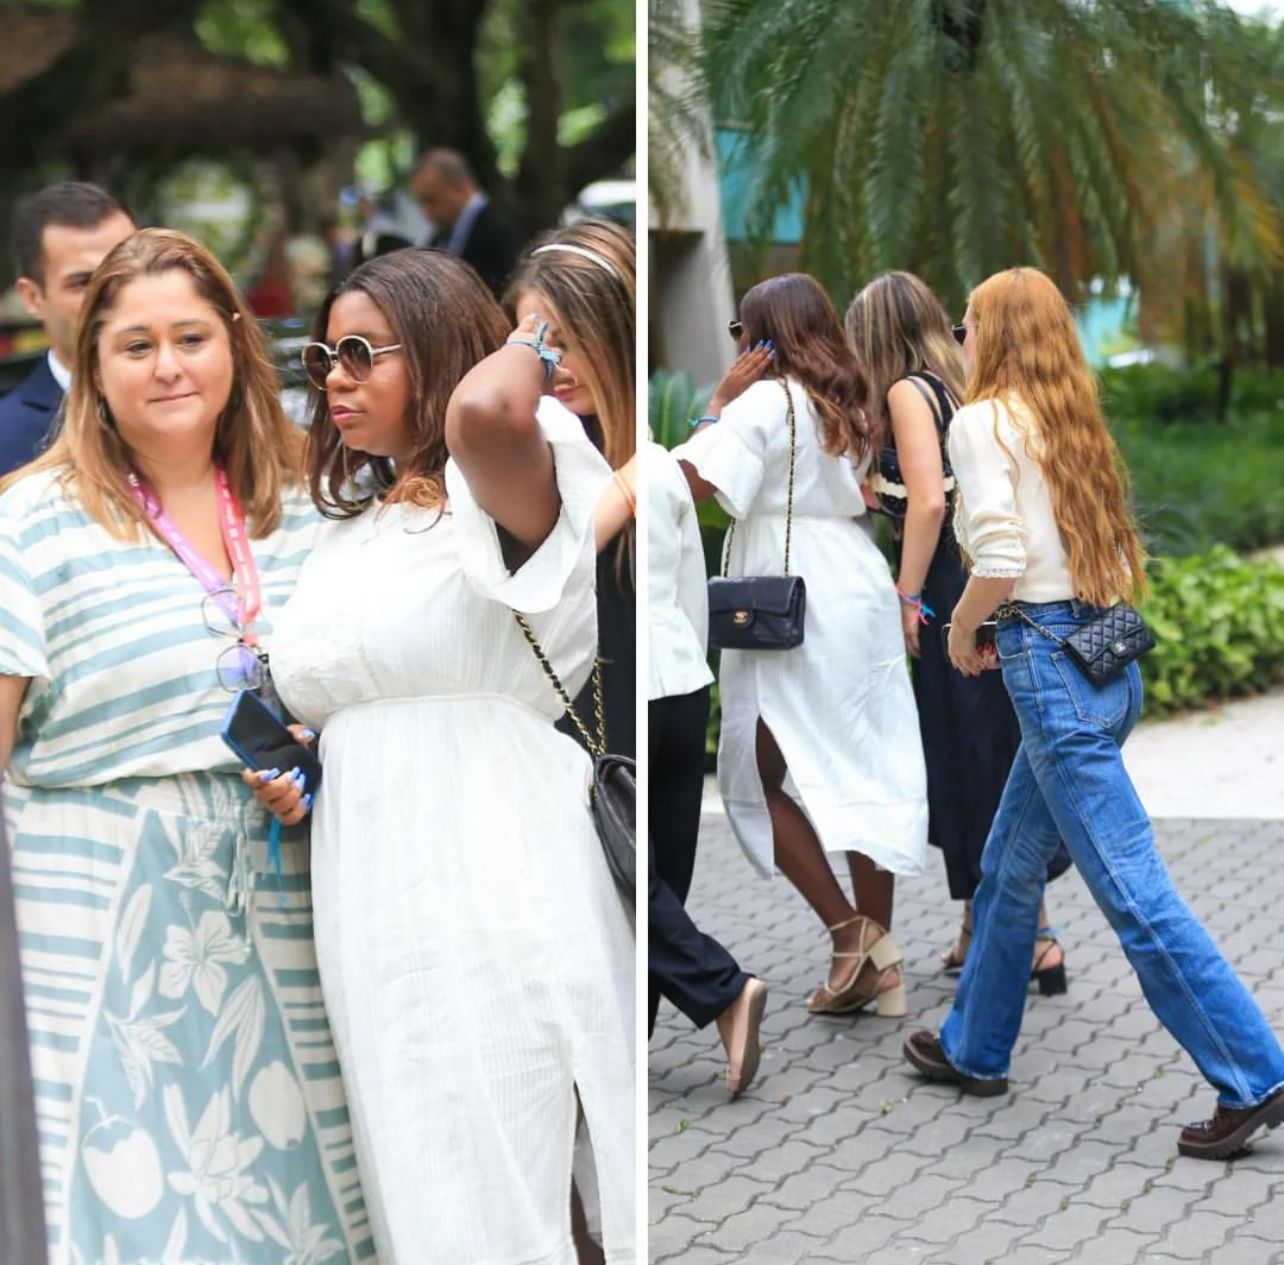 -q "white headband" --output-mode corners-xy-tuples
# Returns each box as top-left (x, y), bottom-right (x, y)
(530, 242), (623, 283)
